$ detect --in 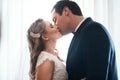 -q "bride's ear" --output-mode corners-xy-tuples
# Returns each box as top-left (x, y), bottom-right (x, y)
(41, 35), (49, 40)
